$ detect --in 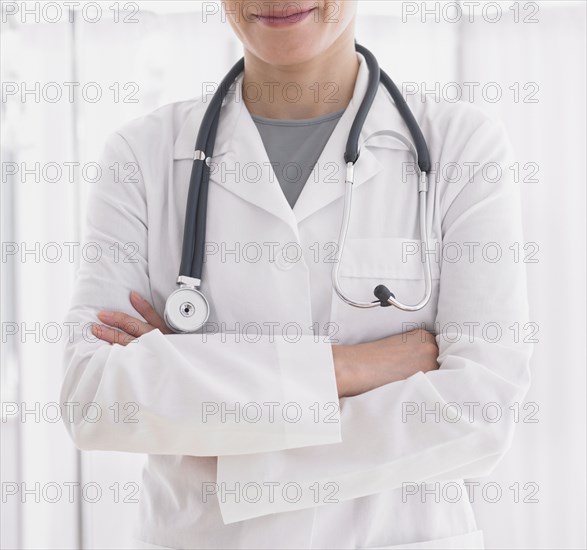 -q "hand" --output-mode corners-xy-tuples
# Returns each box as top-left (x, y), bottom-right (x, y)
(92, 291), (173, 346)
(332, 328), (440, 398)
